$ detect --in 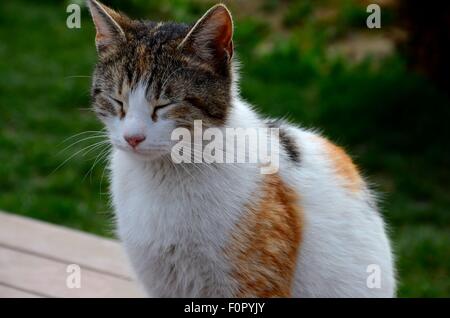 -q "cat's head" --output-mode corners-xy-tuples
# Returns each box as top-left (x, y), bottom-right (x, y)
(87, 0), (234, 160)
